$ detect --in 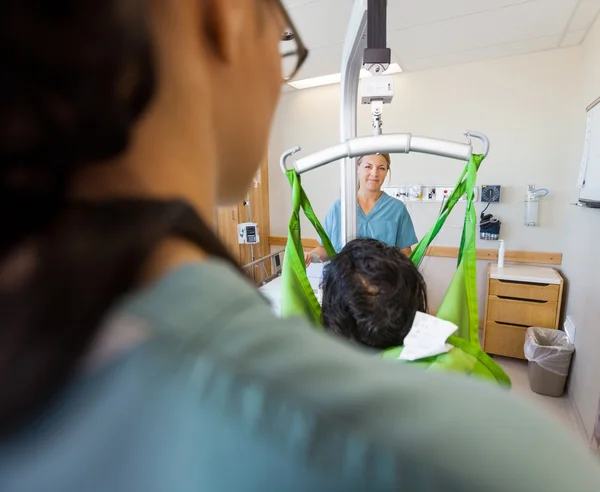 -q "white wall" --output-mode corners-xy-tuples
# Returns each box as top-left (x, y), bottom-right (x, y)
(561, 18), (600, 442)
(269, 48), (582, 316)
